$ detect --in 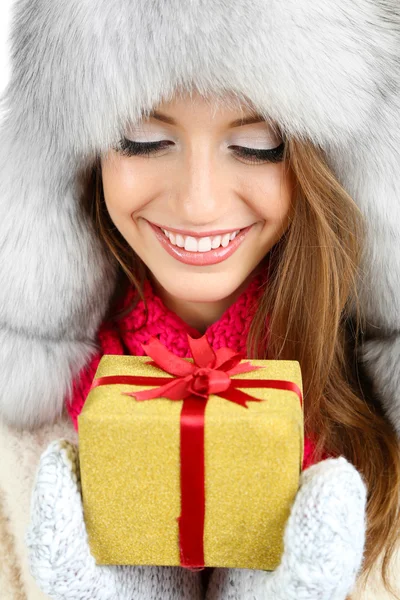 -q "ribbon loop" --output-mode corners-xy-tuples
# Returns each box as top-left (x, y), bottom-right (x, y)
(140, 336), (195, 377)
(187, 335), (216, 368)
